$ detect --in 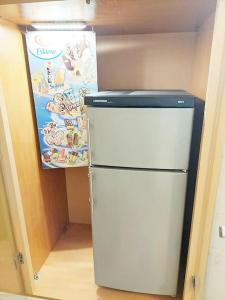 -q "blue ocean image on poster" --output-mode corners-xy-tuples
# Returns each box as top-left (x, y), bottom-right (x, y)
(26, 31), (98, 169)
